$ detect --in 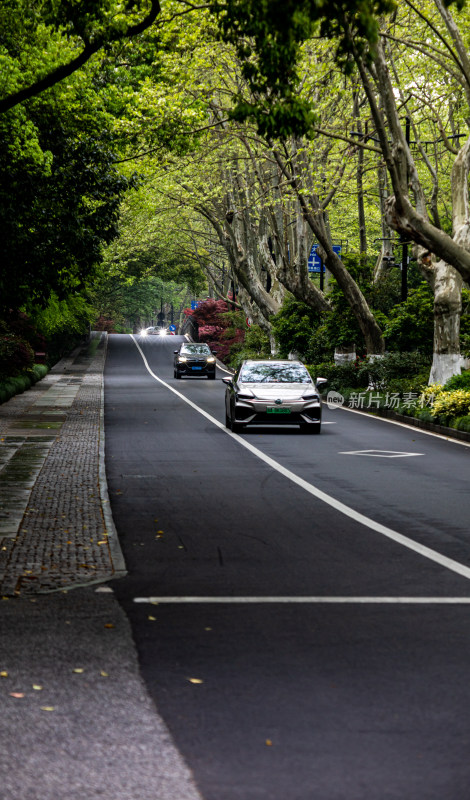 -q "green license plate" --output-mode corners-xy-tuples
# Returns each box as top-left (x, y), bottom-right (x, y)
(267, 407), (291, 414)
